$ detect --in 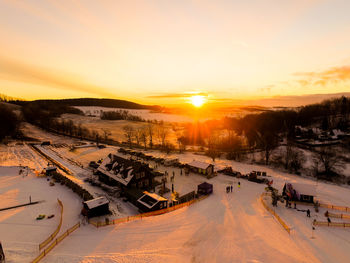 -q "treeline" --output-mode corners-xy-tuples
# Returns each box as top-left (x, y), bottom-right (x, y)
(21, 101), (104, 142)
(101, 110), (145, 122)
(14, 98), (161, 111)
(0, 104), (21, 141)
(176, 97), (350, 166)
